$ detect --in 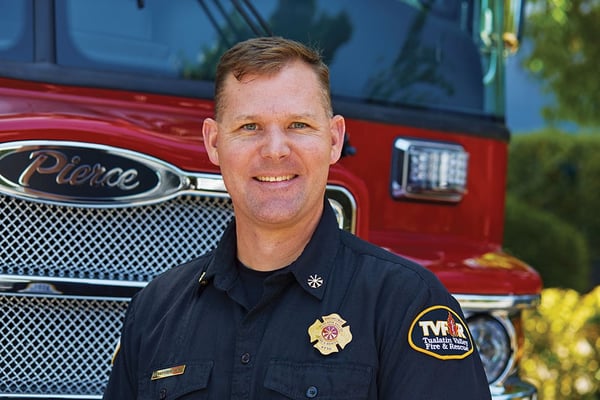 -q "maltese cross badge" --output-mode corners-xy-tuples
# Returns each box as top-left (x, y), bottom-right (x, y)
(308, 313), (352, 355)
